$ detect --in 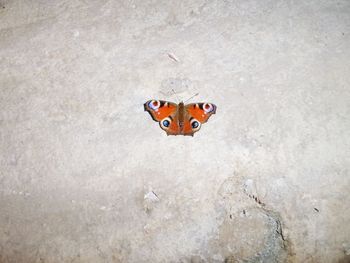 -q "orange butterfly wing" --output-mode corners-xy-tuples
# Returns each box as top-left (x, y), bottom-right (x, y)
(185, 103), (217, 123)
(183, 103), (217, 136)
(144, 100), (177, 121)
(144, 100), (180, 135)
